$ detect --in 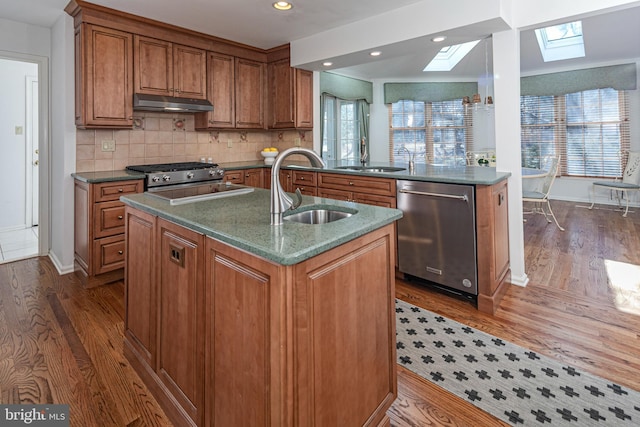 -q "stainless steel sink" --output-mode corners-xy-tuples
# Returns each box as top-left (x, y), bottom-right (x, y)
(283, 209), (353, 224)
(335, 166), (406, 173)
